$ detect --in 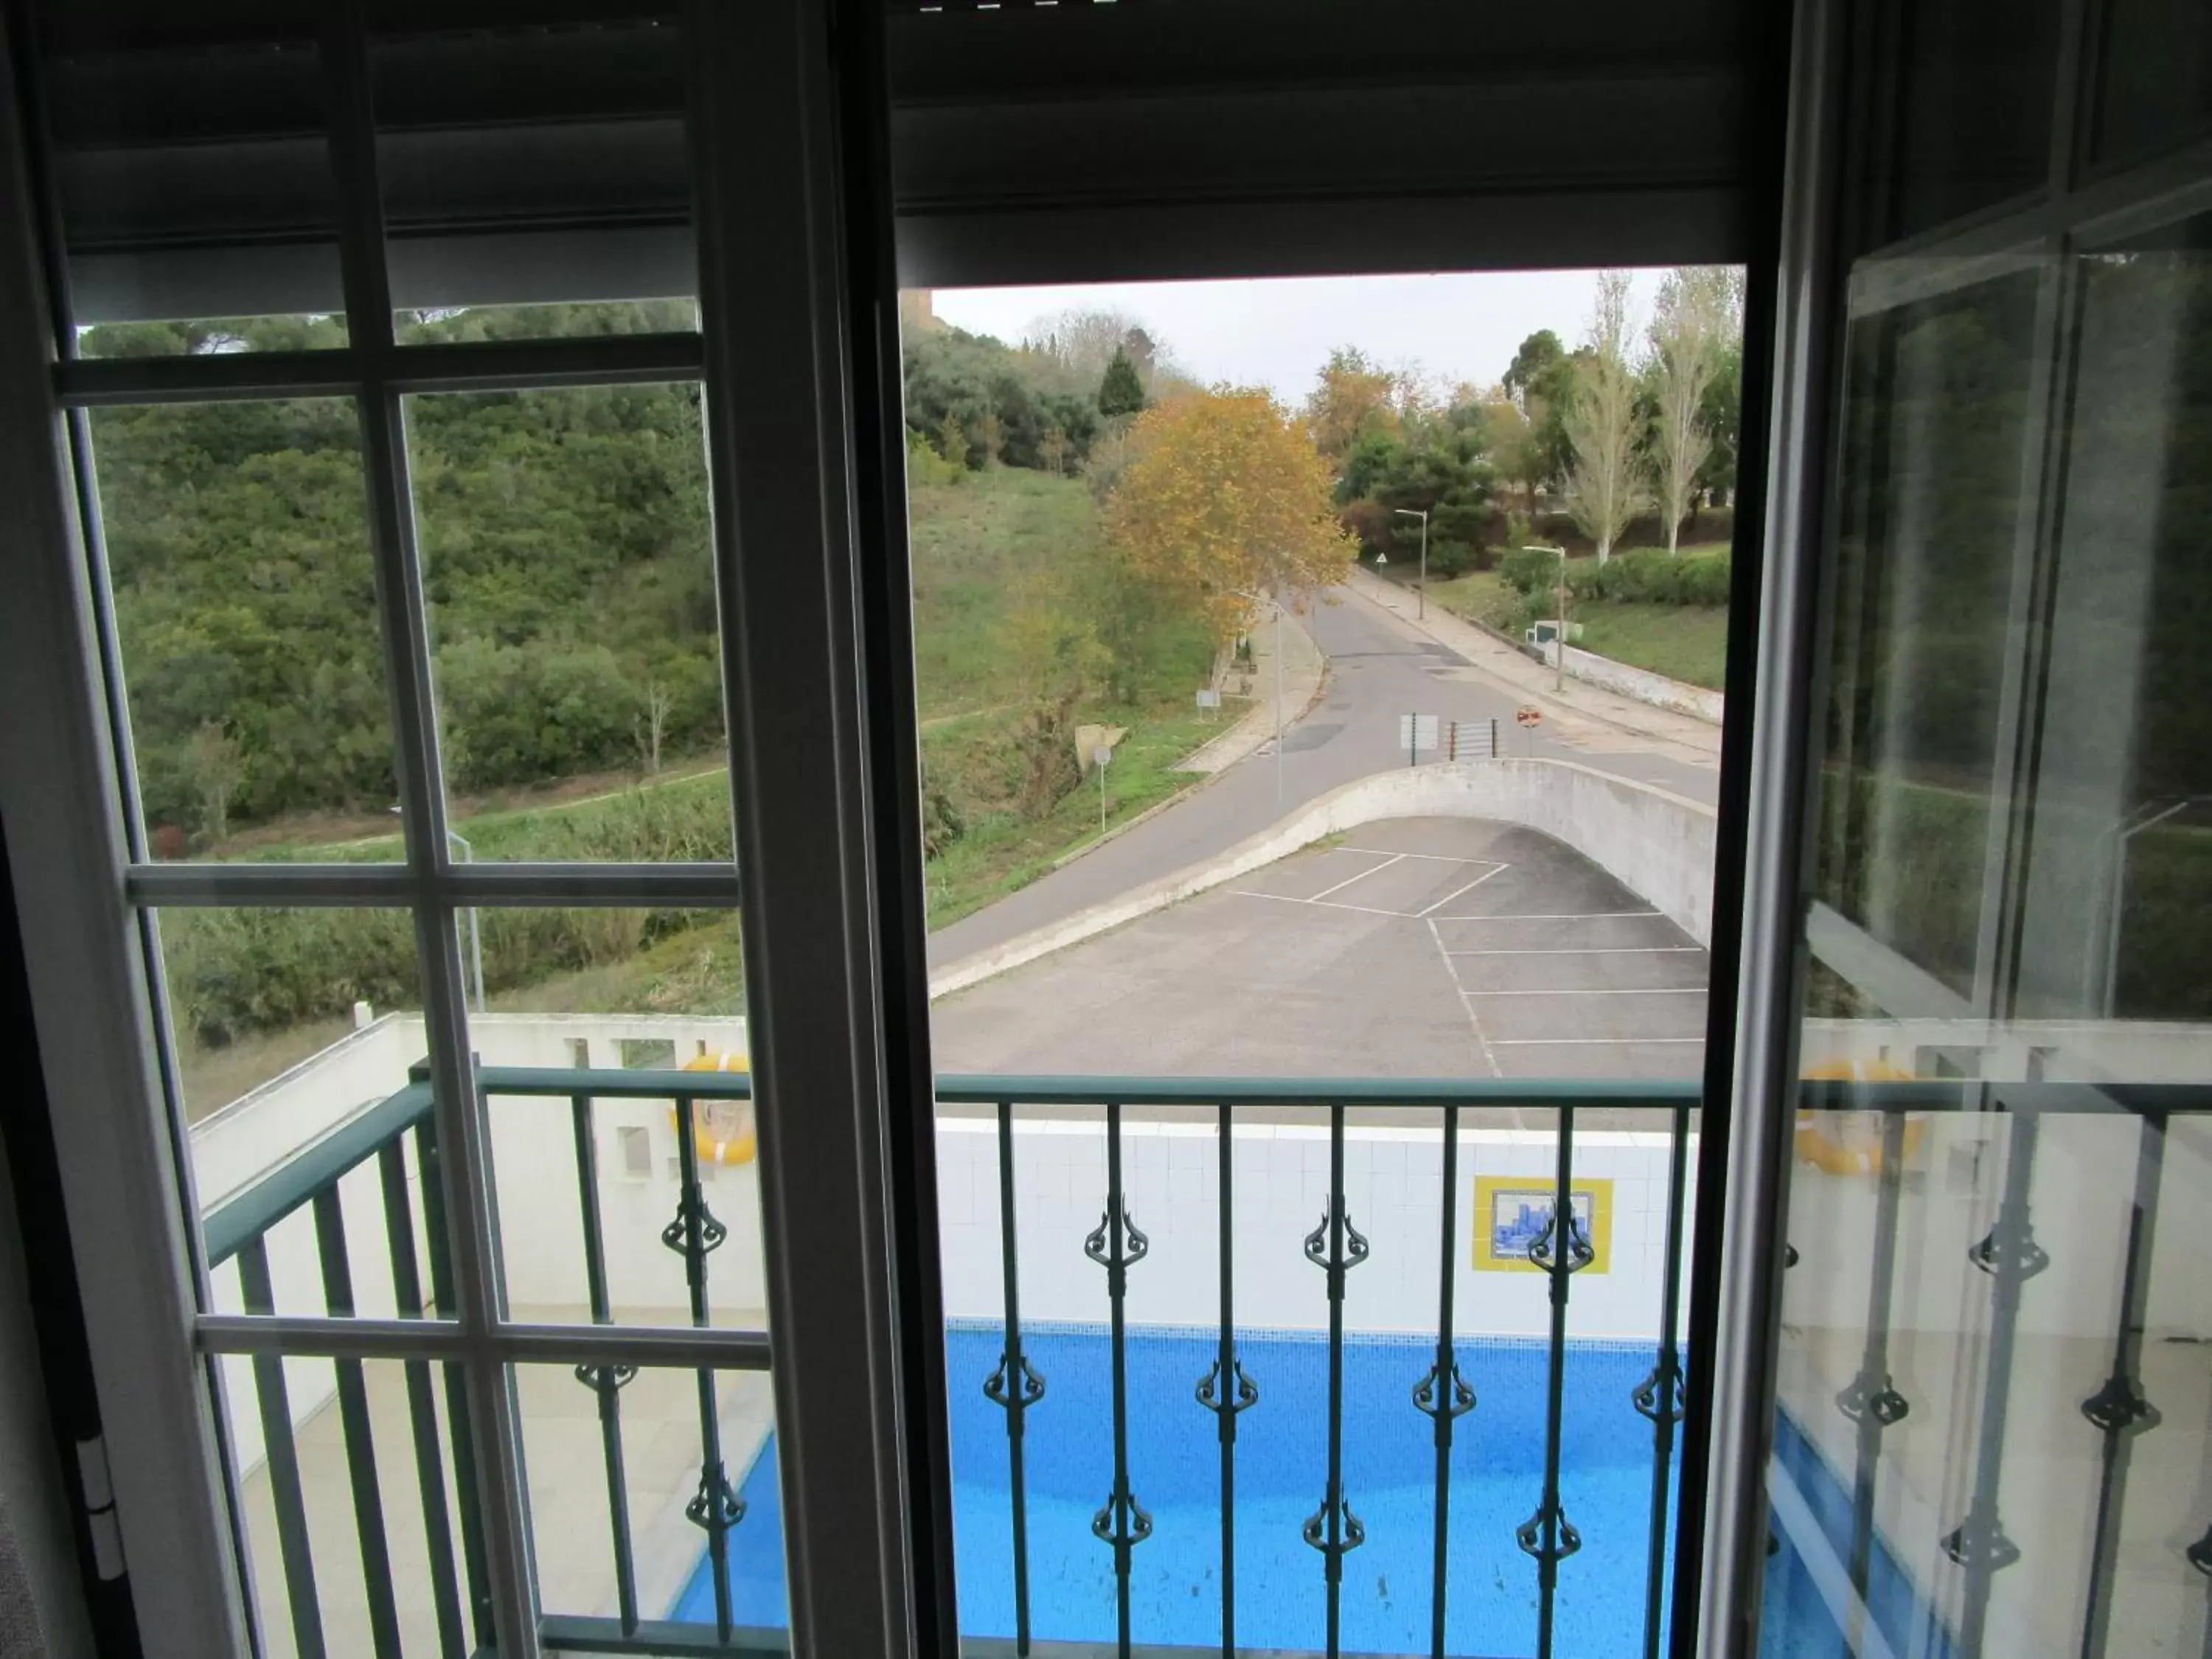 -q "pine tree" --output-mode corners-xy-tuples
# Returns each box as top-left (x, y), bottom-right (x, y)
(1097, 345), (1148, 420)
